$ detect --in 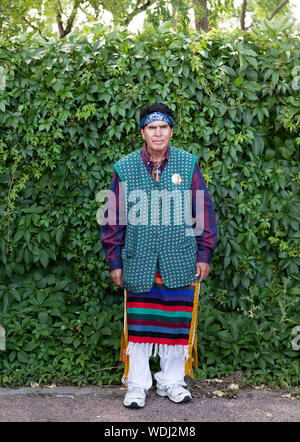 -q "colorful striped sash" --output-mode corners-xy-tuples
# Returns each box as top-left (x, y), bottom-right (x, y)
(120, 272), (200, 381)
